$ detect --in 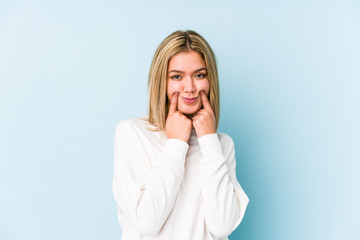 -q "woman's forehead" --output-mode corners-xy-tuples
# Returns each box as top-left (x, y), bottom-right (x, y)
(168, 51), (206, 72)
